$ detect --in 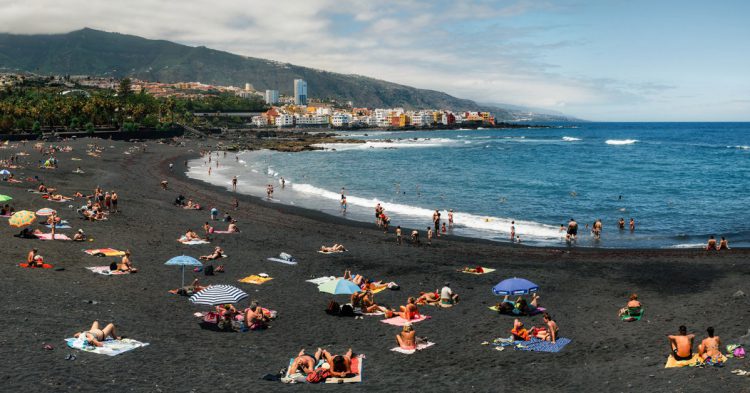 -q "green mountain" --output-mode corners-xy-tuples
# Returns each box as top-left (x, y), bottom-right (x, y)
(0, 28), (574, 120)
